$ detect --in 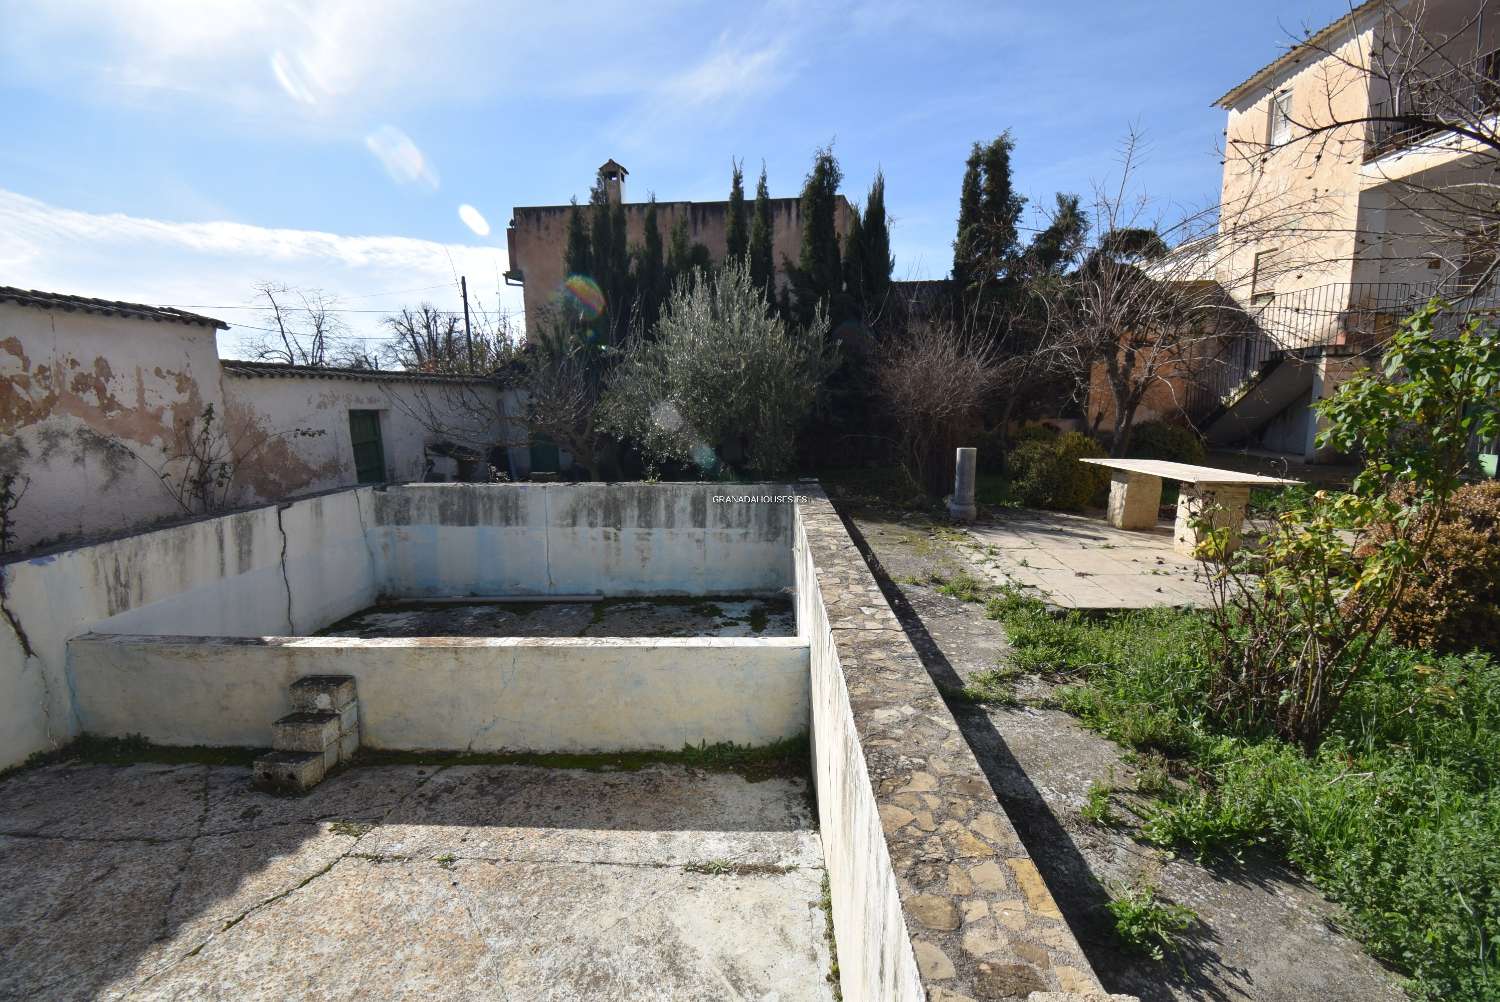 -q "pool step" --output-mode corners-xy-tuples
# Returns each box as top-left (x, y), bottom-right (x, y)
(253, 675), (360, 793)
